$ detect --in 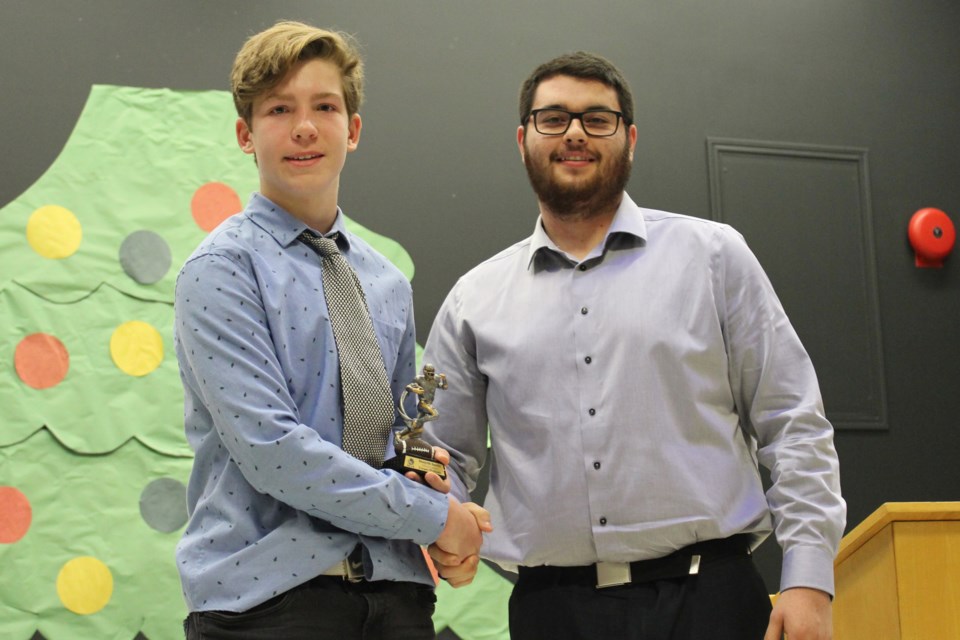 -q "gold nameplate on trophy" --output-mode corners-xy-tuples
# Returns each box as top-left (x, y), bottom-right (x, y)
(401, 455), (446, 477)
